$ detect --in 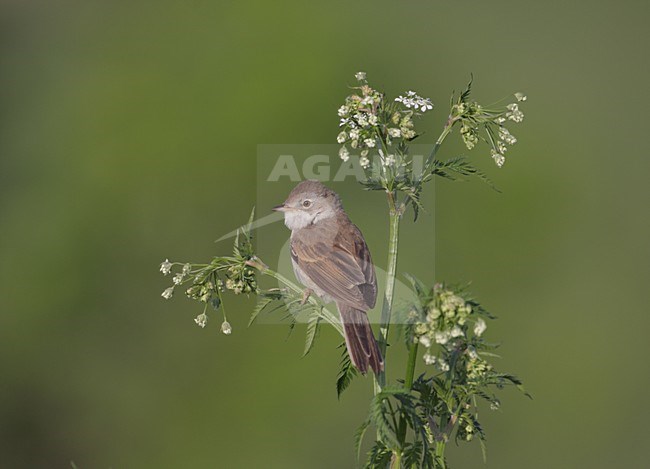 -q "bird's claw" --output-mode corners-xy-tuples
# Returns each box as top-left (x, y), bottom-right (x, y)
(300, 288), (313, 305)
